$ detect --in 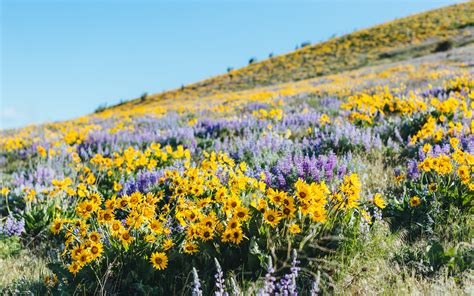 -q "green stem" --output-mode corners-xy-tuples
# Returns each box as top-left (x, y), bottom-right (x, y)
(5, 193), (11, 215)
